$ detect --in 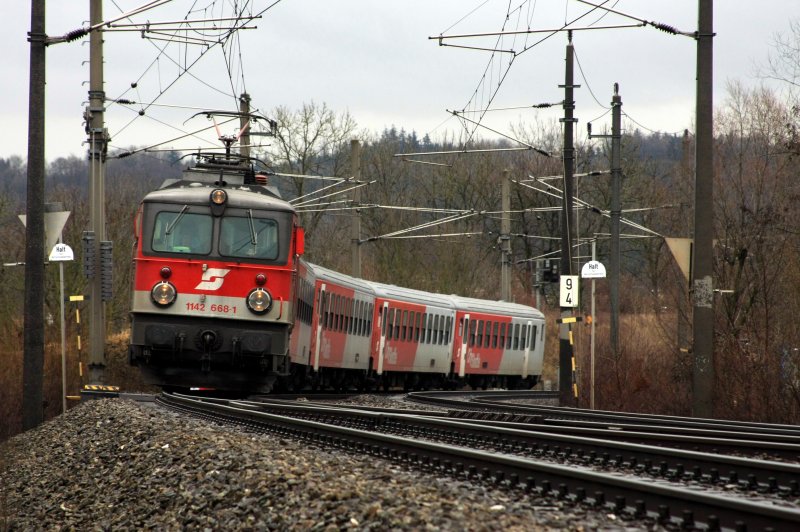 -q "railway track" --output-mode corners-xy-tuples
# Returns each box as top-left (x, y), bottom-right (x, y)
(157, 391), (800, 530)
